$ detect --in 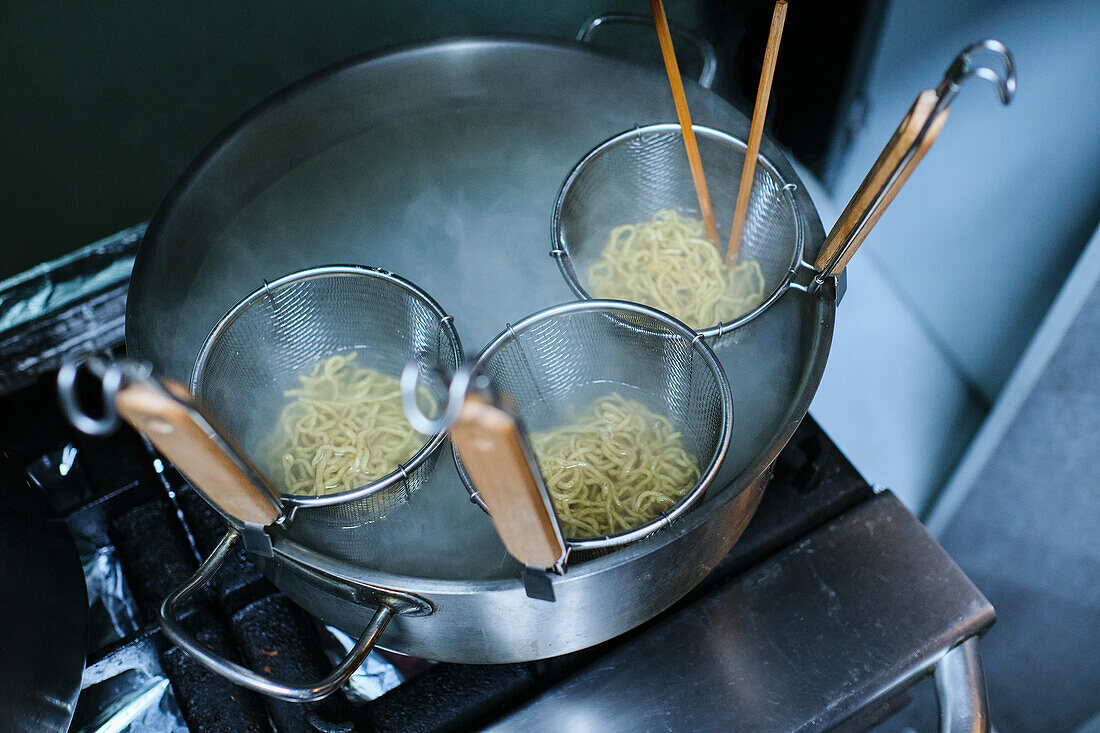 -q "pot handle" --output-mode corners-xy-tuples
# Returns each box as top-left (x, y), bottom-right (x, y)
(934, 638), (990, 733)
(577, 13), (718, 89)
(159, 528), (395, 703)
